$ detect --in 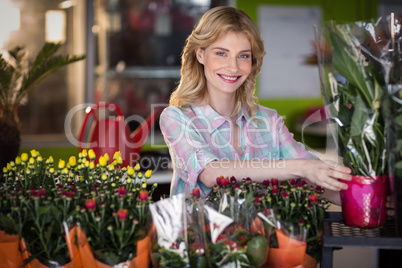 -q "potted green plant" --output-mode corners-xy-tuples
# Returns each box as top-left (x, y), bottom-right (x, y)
(0, 42), (85, 169)
(316, 16), (401, 227)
